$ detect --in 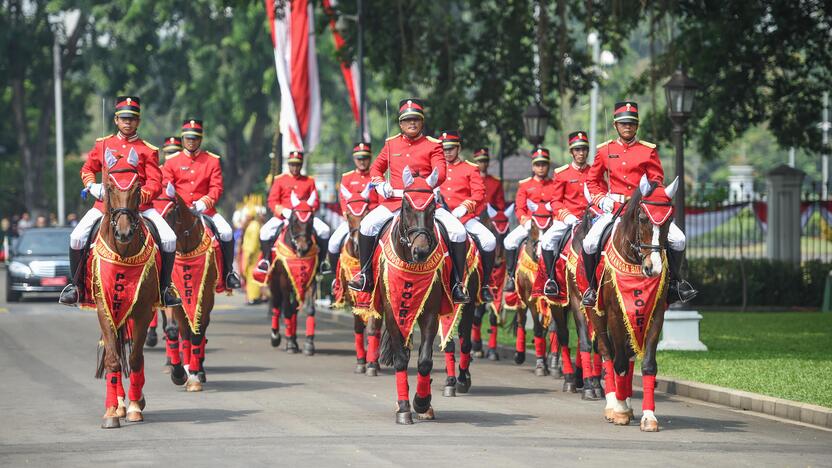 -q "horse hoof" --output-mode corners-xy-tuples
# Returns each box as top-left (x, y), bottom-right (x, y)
(415, 407), (435, 421)
(514, 352), (525, 365)
(593, 386), (605, 400)
(101, 416), (120, 429)
(185, 375), (203, 392)
(126, 407), (143, 423)
(613, 412), (632, 426)
(534, 360), (549, 377)
(582, 388), (601, 401)
(366, 365), (379, 377)
(145, 329), (158, 348)
(115, 398), (127, 418)
(641, 417), (660, 432)
(456, 375), (472, 394)
(473, 350), (484, 359)
(197, 370), (207, 383)
(550, 367), (563, 379)
(355, 363), (367, 374)
(604, 408), (615, 422)
(270, 332), (281, 348)
(170, 365), (188, 386)
(486, 349), (499, 361)
(443, 386), (456, 397)
(303, 340), (315, 356)
(396, 411), (414, 425)
(162, 362), (172, 375)
(563, 382), (577, 393)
